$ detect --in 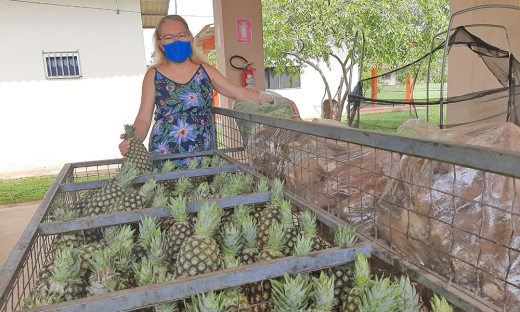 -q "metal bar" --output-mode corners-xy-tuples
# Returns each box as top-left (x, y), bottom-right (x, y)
(0, 164), (73, 306)
(371, 245), (499, 312)
(212, 108), (520, 178)
(21, 244), (372, 312)
(58, 165), (239, 192)
(38, 192), (271, 235)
